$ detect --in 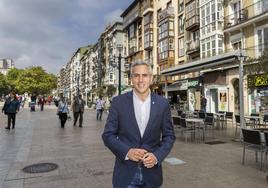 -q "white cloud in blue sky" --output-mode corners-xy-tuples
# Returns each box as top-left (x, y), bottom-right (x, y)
(0, 0), (132, 73)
